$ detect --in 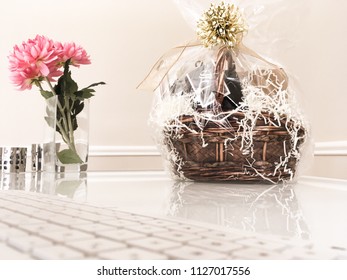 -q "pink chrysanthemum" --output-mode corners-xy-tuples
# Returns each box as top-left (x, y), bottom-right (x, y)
(8, 35), (62, 90)
(55, 42), (91, 67)
(9, 66), (40, 90)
